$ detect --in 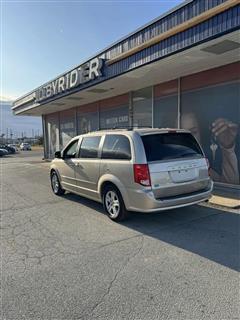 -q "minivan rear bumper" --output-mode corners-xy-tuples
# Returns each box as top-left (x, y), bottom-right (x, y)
(125, 180), (213, 213)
